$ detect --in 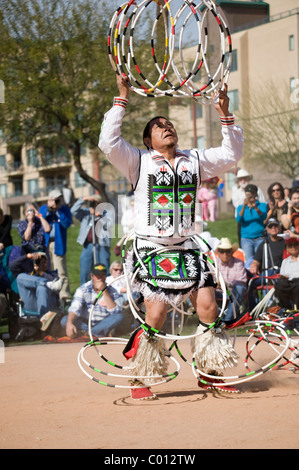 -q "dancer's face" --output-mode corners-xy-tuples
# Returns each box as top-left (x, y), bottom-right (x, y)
(144, 118), (178, 151)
